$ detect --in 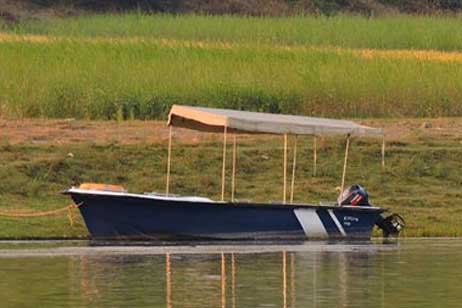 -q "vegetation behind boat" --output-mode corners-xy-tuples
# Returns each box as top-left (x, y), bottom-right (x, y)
(2, 14), (462, 119)
(2, 0), (462, 19)
(0, 119), (461, 239)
